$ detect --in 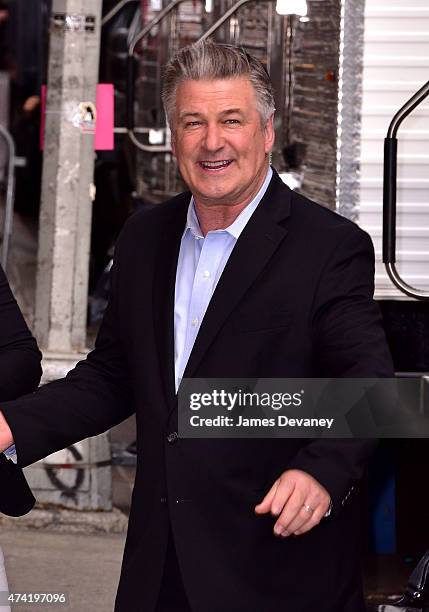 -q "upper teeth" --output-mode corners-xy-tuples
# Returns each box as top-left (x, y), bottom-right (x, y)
(201, 160), (230, 168)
